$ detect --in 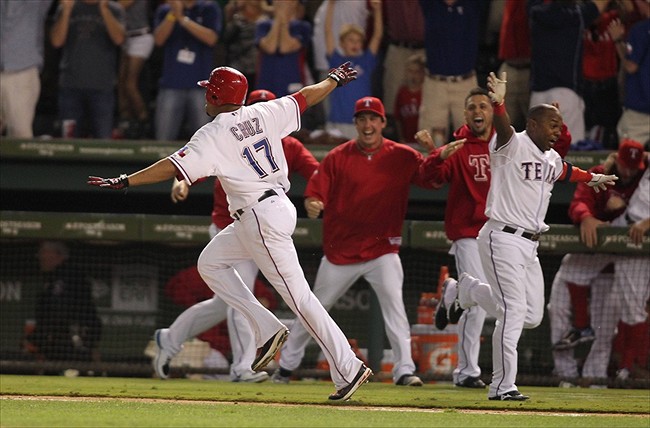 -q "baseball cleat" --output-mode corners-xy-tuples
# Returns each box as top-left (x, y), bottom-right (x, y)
(271, 368), (292, 384)
(153, 329), (173, 379)
(329, 364), (373, 401)
(552, 326), (595, 350)
(458, 272), (478, 309)
(434, 278), (456, 330)
(488, 390), (529, 401)
(252, 328), (289, 372)
(455, 376), (486, 388)
(233, 371), (269, 383)
(396, 374), (424, 386)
